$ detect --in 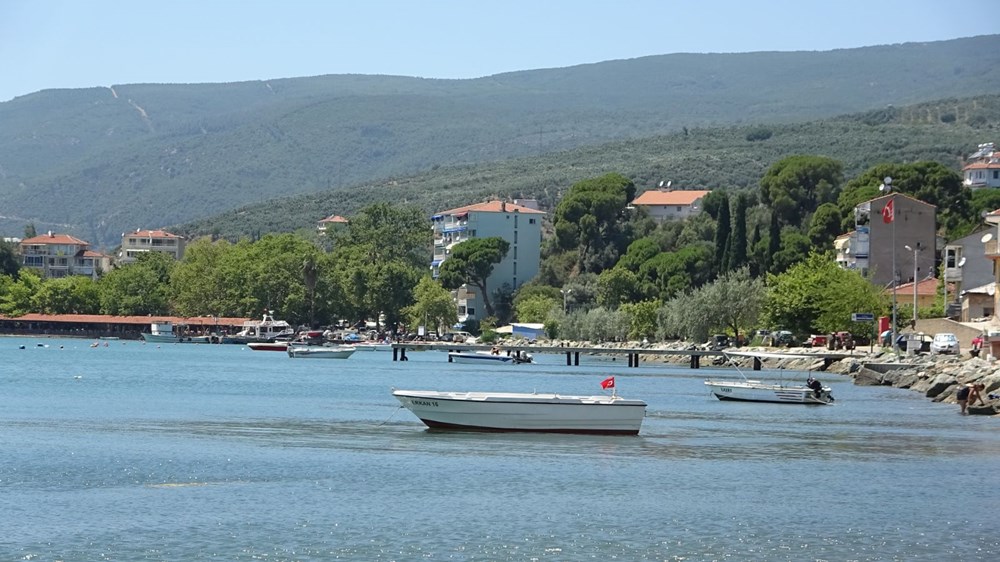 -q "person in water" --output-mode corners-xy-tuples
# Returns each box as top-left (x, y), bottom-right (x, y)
(957, 383), (985, 415)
